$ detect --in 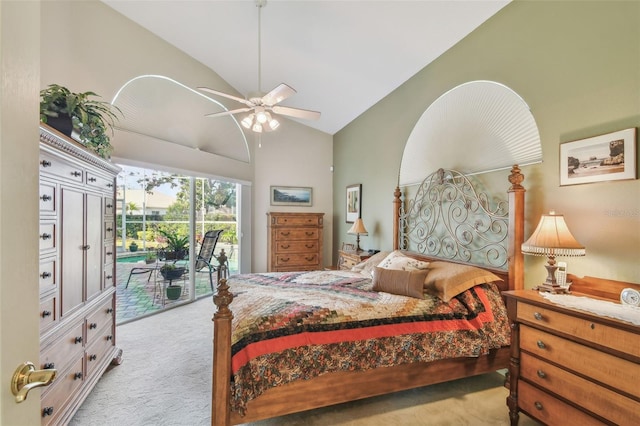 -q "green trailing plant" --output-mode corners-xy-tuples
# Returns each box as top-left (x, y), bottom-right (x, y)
(40, 84), (122, 159)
